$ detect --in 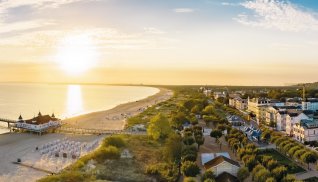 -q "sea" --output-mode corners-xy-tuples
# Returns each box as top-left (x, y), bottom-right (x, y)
(0, 83), (159, 134)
